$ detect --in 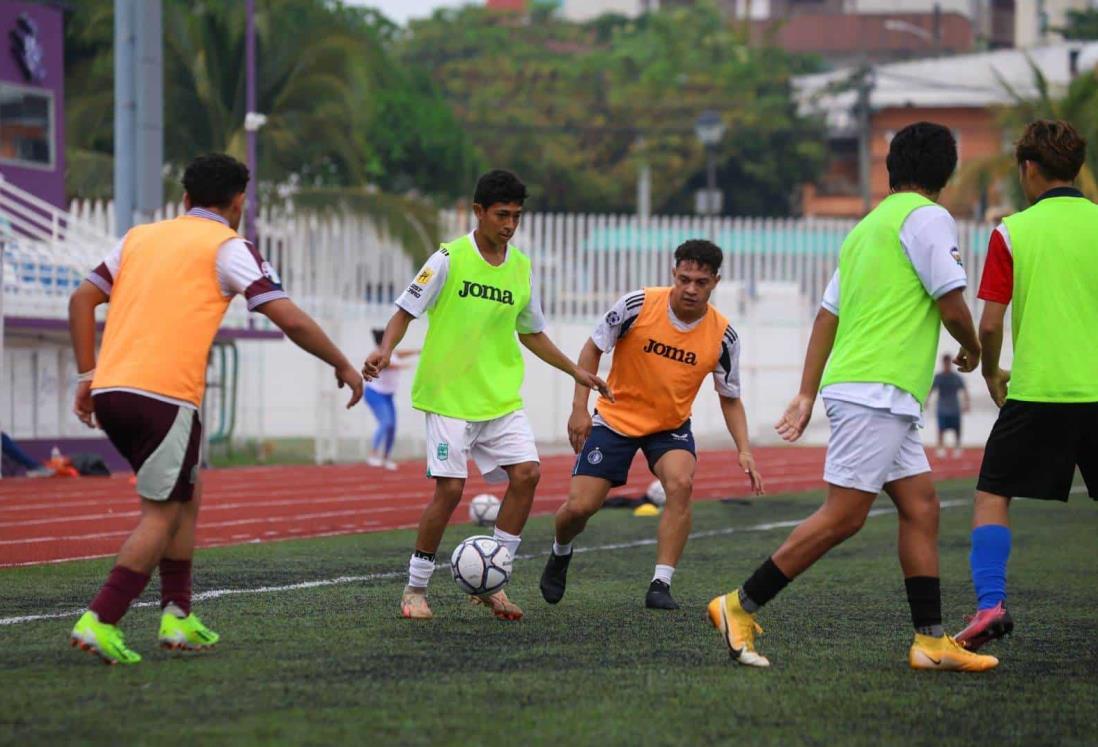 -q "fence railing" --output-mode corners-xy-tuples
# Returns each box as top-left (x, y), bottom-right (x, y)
(12, 196), (995, 327)
(440, 210), (994, 321)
